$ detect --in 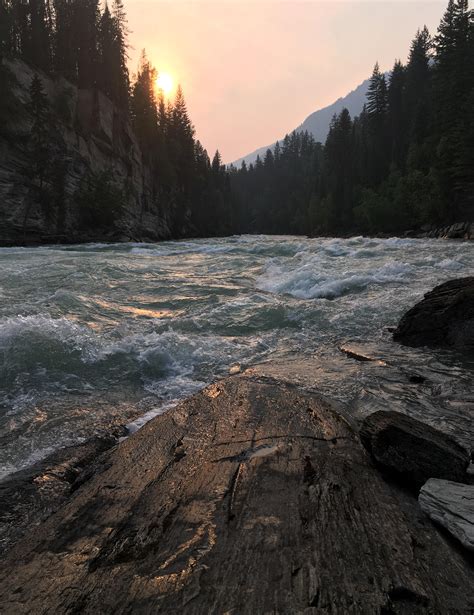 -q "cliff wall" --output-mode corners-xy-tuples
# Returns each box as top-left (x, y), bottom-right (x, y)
(0, 58), (178, 245)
